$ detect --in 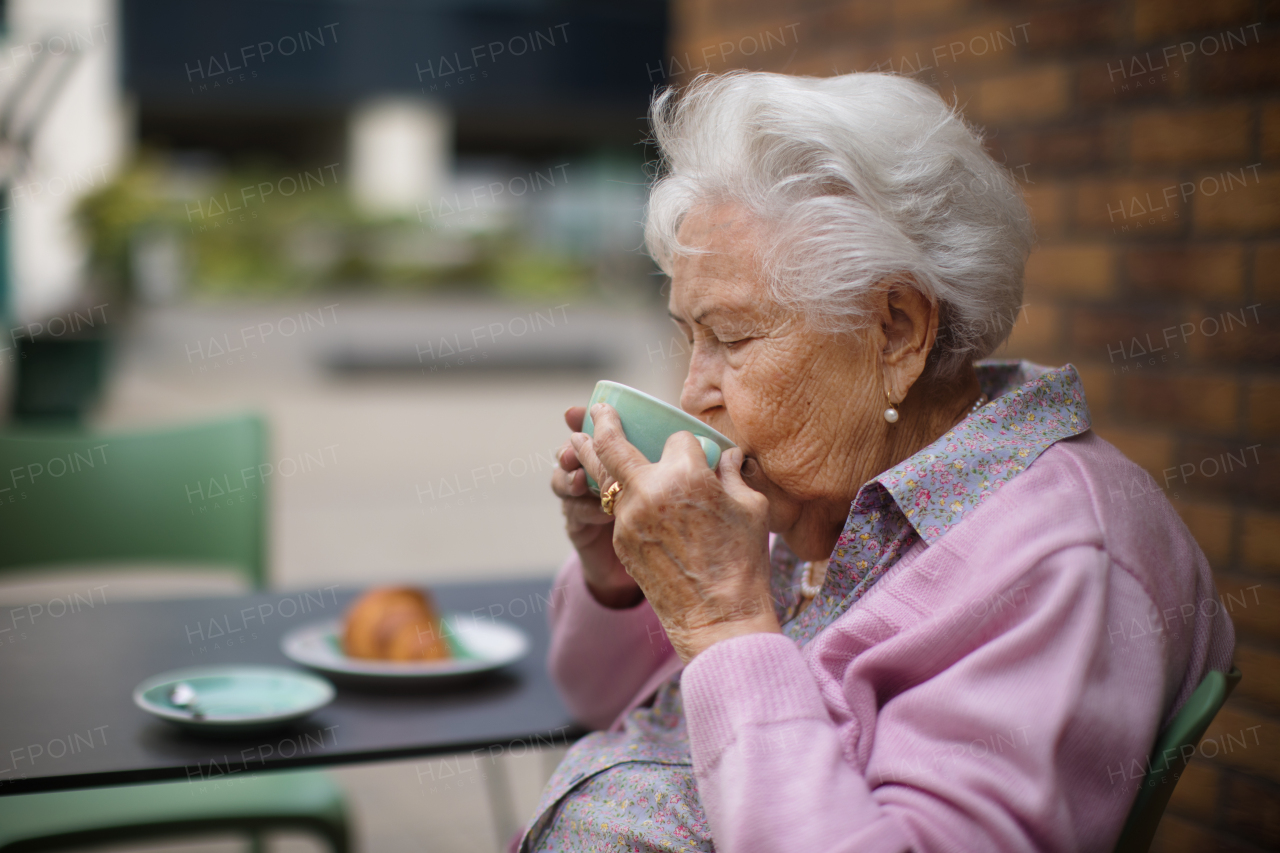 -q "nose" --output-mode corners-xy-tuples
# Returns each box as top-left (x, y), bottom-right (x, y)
(680, 343), (724, 420)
